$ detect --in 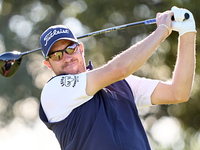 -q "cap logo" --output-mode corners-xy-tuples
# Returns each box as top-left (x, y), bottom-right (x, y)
(44, 29), (70, 46)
